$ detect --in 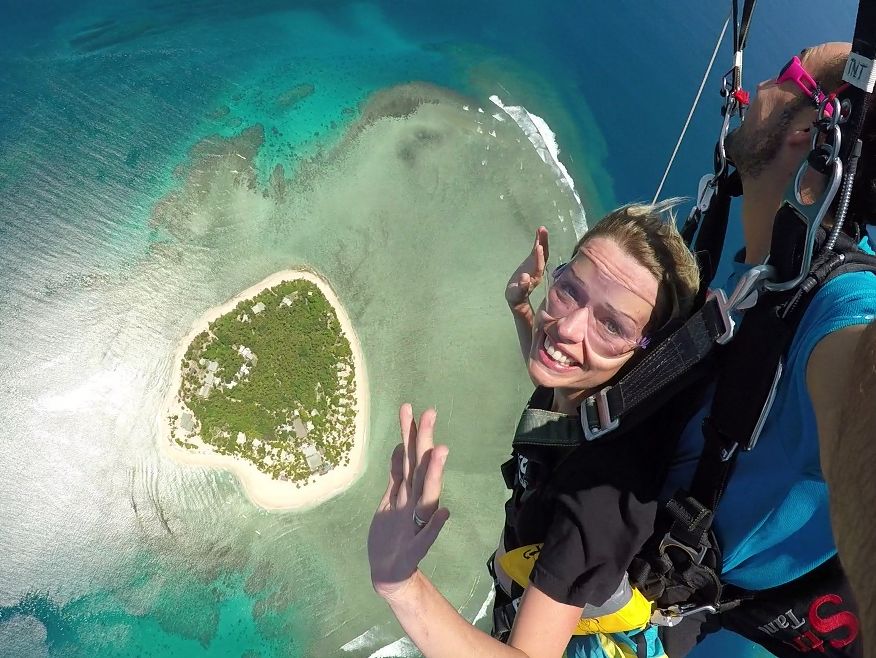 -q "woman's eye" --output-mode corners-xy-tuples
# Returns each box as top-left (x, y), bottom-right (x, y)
(602, 318), (623, 336)
(558, 283), (577, 301)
